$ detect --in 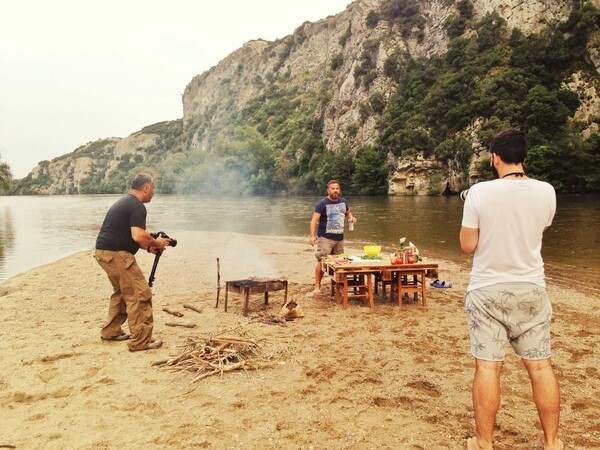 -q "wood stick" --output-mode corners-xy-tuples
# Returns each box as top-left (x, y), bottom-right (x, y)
(183, 303), (203, 314)
(208, 361), (244, 371)
(165, 321), (197, 328)
(162, 306), (184, 317)
(151, 359), (169, 366)
(208, 342), (230, 355)
(190, 369), (220, 383)
(215, 257), (221, 308)
(192, 336), (262, 346)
